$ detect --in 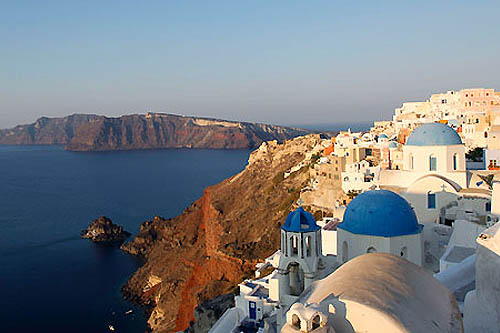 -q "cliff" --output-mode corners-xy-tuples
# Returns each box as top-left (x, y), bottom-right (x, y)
(0, 113), (310, 151)
(120, 134), (324, 332)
